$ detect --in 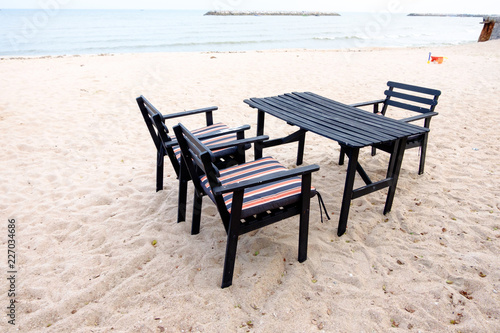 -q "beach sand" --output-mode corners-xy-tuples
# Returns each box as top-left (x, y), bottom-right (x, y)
(1, 40), (499, 332)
